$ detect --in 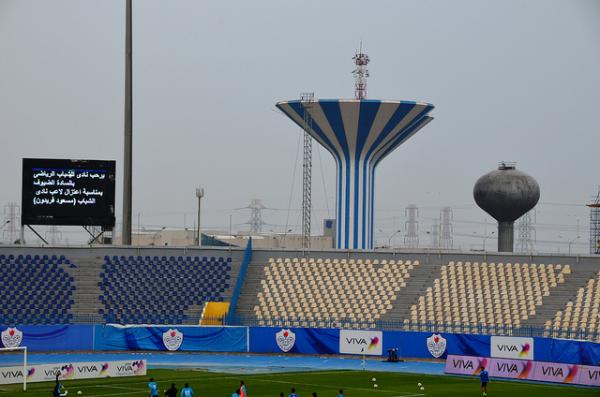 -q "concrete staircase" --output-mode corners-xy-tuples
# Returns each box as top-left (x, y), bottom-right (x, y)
(382, 258), (443, 323)
(67, 255), (104, 322)
(234, 260), (266, 319)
